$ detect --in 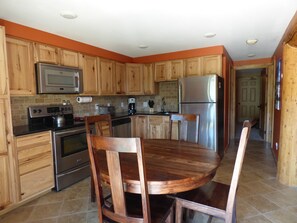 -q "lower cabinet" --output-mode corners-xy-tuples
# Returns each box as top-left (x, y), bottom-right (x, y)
(15, 131), (54, 200)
